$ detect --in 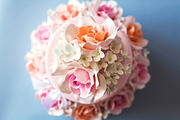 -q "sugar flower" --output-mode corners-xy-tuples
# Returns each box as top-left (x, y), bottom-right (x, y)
(78, 54), (92, 67)
(109, 74), (119, 85)
(129, 56), (150, 89)
(108, 92), (131, 115)
(60, 43), (81, 62)
(115, 57), (123, 65)
(35, 25), (50, 44)
(105, 51), (117, 64)
(65, 16), (117, 50)
(123, 64), (131, 75)
(120, 50), (131, 59)
(123, 16), (148, 50)
(87, 0), (123, 21)
(97, 58), (108, 70)
(103, 73), (111, 85)
(115, 64), (124, 75)
(110, 37), (122, 54)
(91, 46), (105, 62)
(143, 48), (150, 57)
(74, 105), (101, 120)
(104, 63), (116, 76)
